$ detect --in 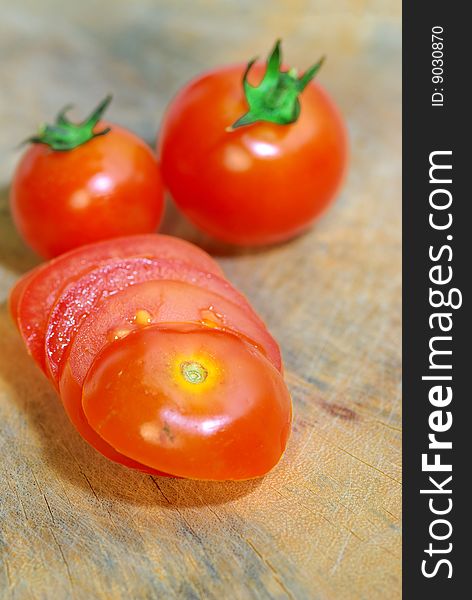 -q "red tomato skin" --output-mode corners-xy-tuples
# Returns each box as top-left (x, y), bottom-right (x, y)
(45, 256), (261, 386)
(63, 278), (282, 393)
(8, 266), (42, 328)
(158, 63), (348, 246)
(59, 279), (281, 475)
(56, 362), (169, 476)
(14, 234), (223, 375)
(82, 324), (292, 480)
(11, 123), (165, 258)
